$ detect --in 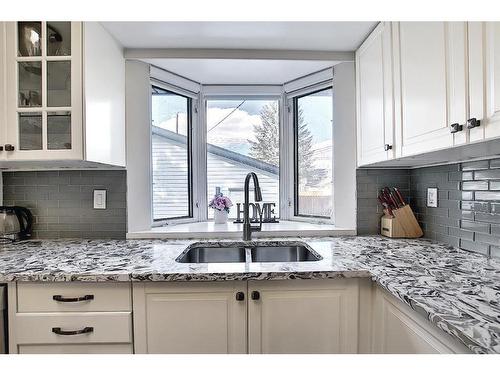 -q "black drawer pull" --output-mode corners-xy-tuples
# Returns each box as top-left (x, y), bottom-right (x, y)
(384, 144), (392, 151)
(466, 118), (481, 129)
(450, 123), (463, 133)
(53, 294), (94, 303)
(52, 327), (94, 336)
(251, 291), (260, 300)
